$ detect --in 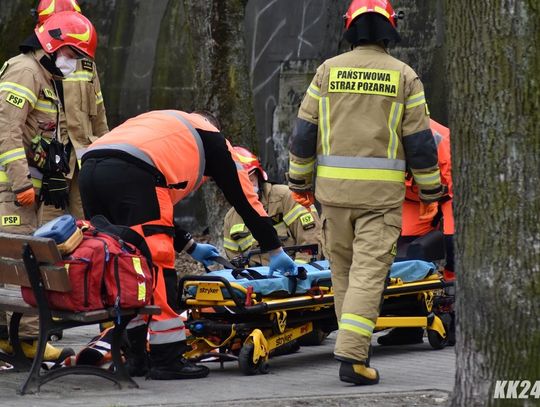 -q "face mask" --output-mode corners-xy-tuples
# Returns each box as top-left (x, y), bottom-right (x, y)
(55, 54), (77, 77)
